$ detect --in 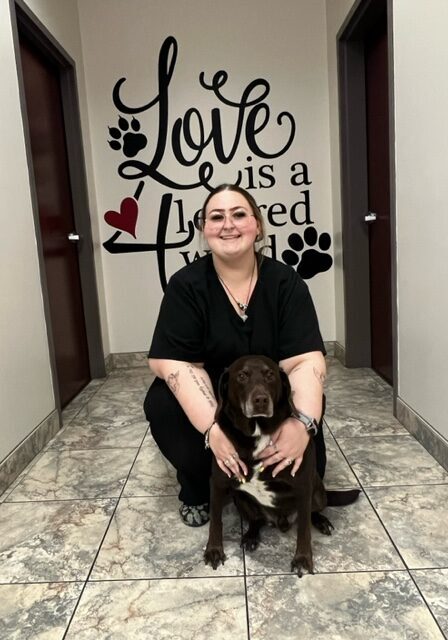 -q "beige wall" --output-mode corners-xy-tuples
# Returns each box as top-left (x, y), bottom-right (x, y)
(78, 0), (337, 353)
(0, 0), (54, 461)
(4, 0), (447, 469)
(325, 0), (448, 443)
(325, 0), (357, 349)
(393, 0), (448, 440)
(0, 0), (107, 463)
